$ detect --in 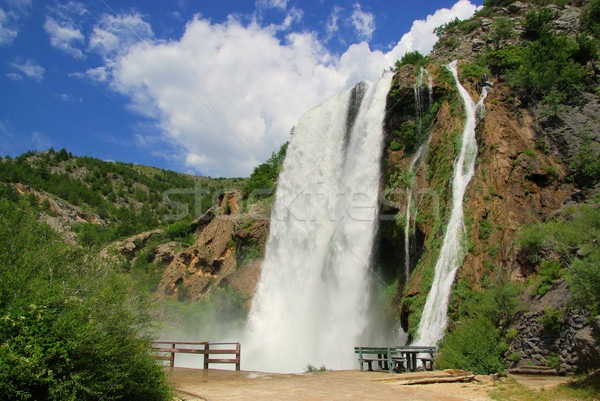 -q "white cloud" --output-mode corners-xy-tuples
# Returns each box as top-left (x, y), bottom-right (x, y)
(31, 131), (51, 150)
(0, 8), (18, 45)
(0, 0), (31, 47)
(44, 2), (88, 58)
(6, 72), (22, 80)
(12, 59), (45, 82)
(256, 0), (288, 10)
(5, 0), (31, 13)
(325, 6), (342, 41)
(89, 1), (479, 177)
(389, 0), (480, 57)
(57, 93), (83, 103)
(89, 13), (153, 58)
(44, 17), (85, 58)
(351, 3), (375, 41)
